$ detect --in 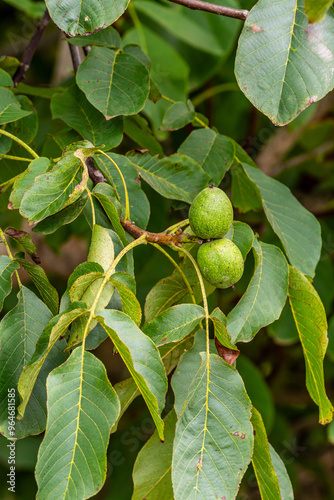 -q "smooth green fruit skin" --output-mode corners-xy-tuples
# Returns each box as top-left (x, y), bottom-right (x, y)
(189, 187), (233, 239)
(197, 238), (244, 289)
